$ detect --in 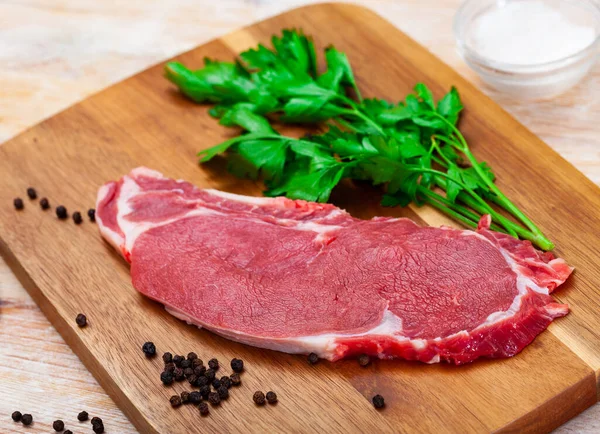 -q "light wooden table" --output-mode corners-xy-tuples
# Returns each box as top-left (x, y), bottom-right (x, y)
(1, 1), (598, 432)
